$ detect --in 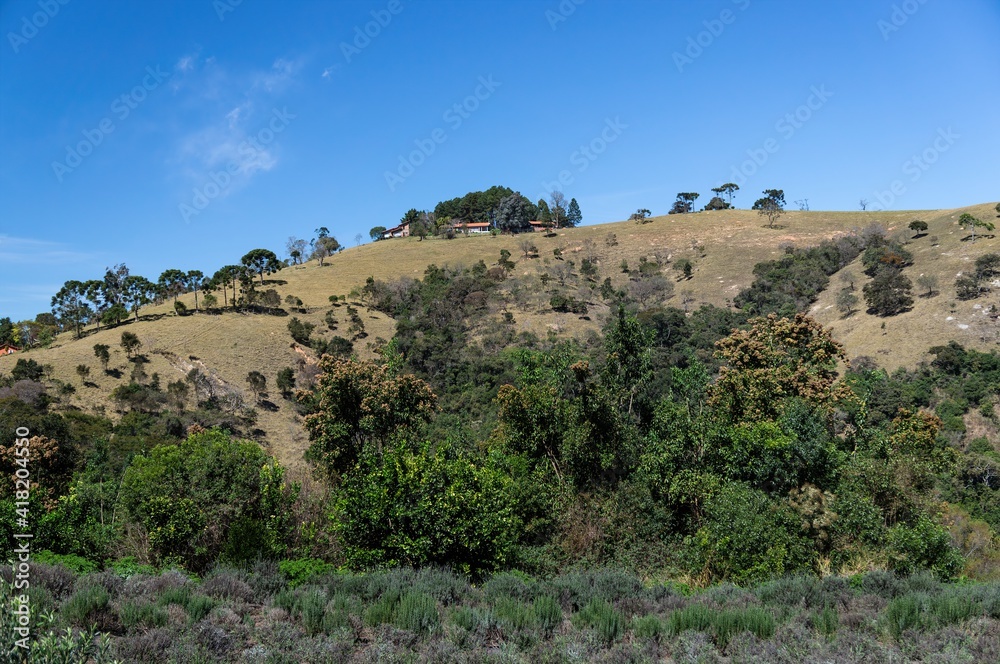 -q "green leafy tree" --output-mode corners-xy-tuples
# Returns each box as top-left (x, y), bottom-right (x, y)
(753, 189), (786, 228)
(299, 357), (438, 479)
(602, 306), (653, 416)
(336, 441), (518, 576)
(566, 198), (583, 227)
(119, 429), (298, 569)
(121, 275), (156, 321)
(157, 269), (187, 305)
(669, 192), (699, 214)
(957, 212), (995, 243)
(836, 289), (858, 317)
(908, 220), (928, 237)
(536, 199), (553, 226)
(703, 196), (729, 211)
(246, 370), (266, 402)
(93, 344), (111, 372)
(186, 270), (205, 310)
(714, 182), (739, 206)
(211, 265), (244, 308)
(311, 236), (341, 267)
(276, 367), (296, 398)
(51, 280), (92, 338)
(863, 268), (914, 316)
(710, 313), (851, 423)
(629, 209), (652, 224)
(120, 331), (141, 359)
(369, 226), (387, 241)
(494, 192), (533, 233)
(241, 249), (282, 284)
